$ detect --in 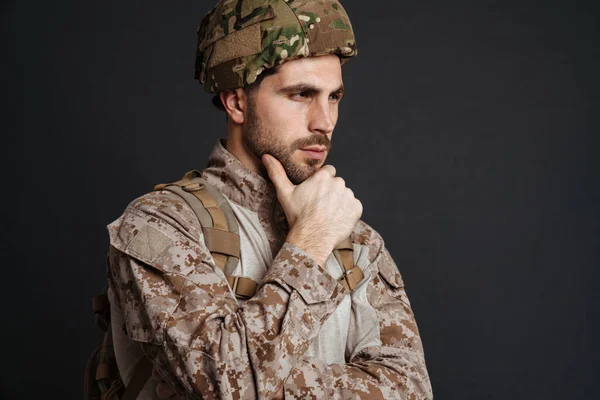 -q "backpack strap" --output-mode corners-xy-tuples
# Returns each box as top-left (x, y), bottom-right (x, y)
(120, 357), (154, 400)
(92, 293), (110, 332)
(154, 170), (258, 299)
(85, 293), (128, 400)
(88, 293), (155, 400)
(333, 237), (364, 292)
(90, 290), (122, 386)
